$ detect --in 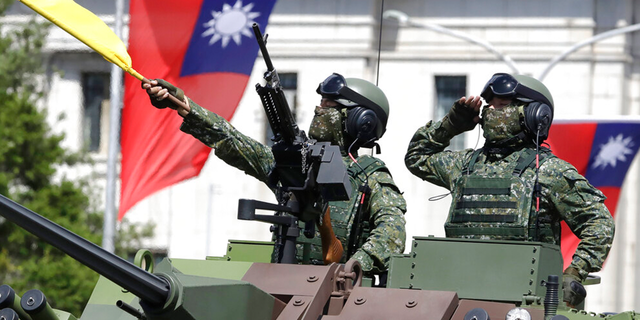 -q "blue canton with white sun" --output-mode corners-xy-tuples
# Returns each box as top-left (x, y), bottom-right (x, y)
(180, 0), (277, 77)
(585, 122), (640, 187)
